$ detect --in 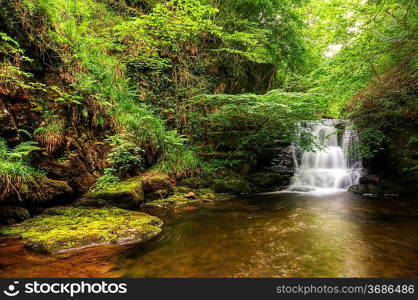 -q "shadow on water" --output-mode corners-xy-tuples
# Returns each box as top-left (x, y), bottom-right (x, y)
(1, 192), (417, 278)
